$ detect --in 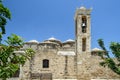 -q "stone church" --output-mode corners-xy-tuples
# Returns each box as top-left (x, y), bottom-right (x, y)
(18, 6), (120, 80)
